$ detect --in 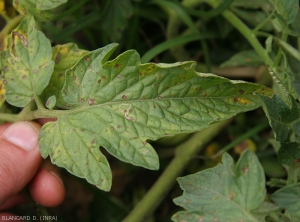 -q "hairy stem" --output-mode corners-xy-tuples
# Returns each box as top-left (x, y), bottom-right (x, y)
(122, 119), (230, 222)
